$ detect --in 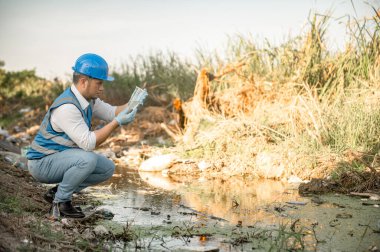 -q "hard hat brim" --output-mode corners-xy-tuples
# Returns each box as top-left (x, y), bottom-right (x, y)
(72, 67), (114, 82)
(104, 76), (115, 82)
